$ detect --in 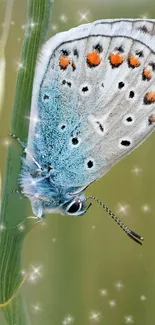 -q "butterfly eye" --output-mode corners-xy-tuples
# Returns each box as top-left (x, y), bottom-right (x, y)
(67, 199), (82, 214)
